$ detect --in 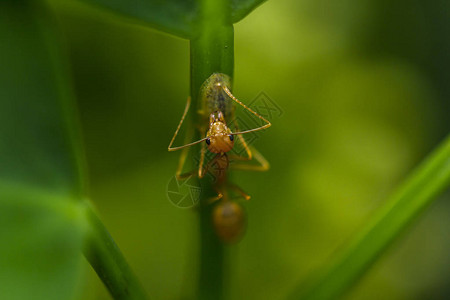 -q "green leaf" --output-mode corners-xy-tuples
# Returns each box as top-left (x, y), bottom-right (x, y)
(77, 0), (198, 39)
(231, 0), (267, 23)
(76, 0), (267, 39)
(0, 1), (87, 299)
(288, 134), (450, 300)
